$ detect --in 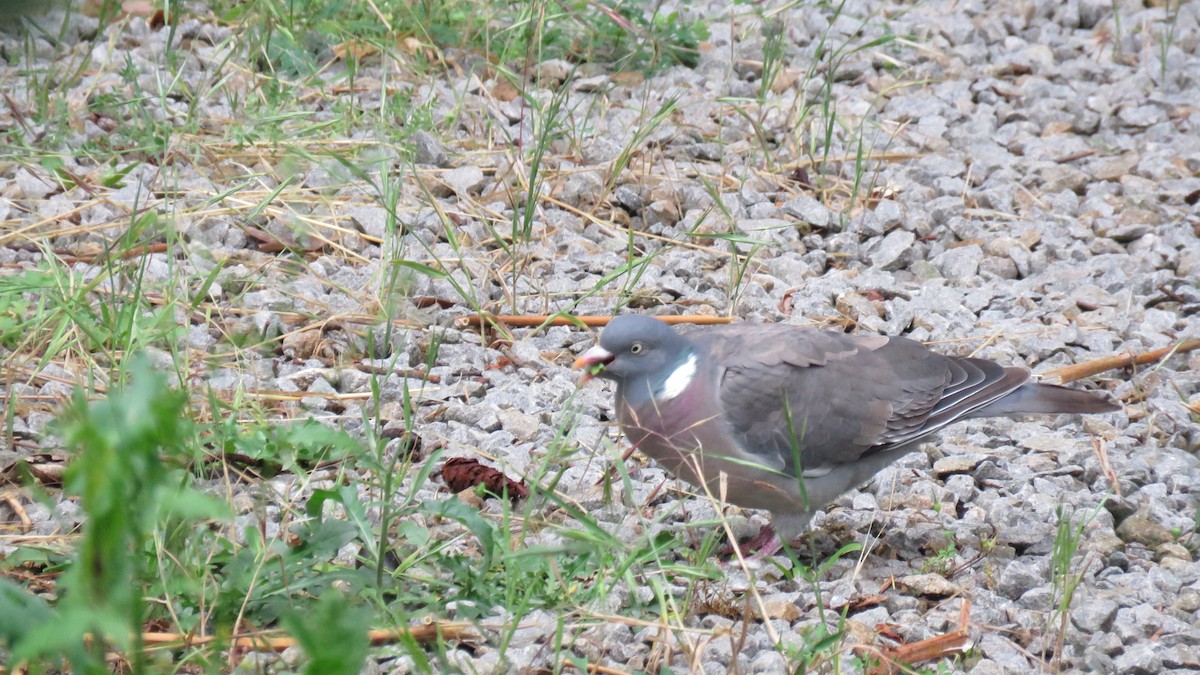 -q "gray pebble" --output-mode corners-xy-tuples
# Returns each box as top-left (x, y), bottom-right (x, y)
(412, 130), (449, 167)
(869, 229), (915, 270)
(932, 244), (983, 281)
